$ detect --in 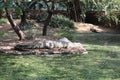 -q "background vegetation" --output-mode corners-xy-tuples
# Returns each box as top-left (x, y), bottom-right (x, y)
(50, 15), (75, 29)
